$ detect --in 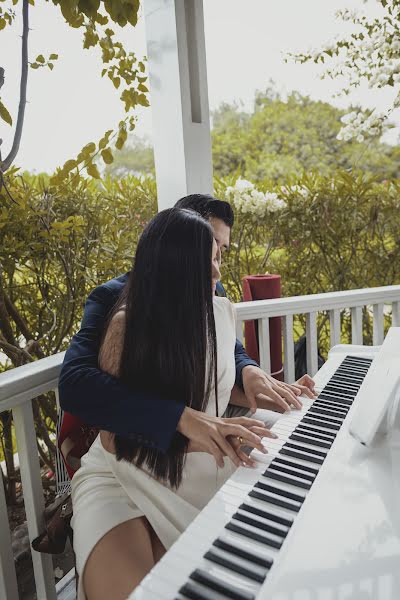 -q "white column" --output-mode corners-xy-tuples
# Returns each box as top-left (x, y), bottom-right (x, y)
(144, 0), (213, 210)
